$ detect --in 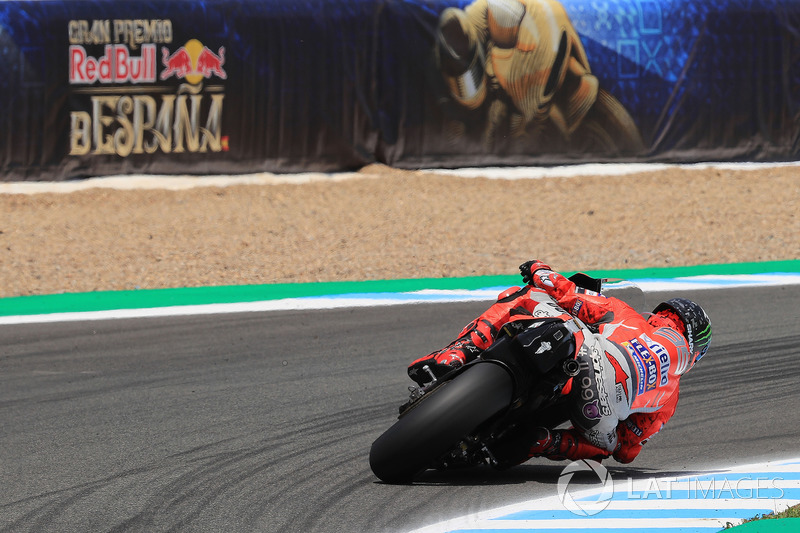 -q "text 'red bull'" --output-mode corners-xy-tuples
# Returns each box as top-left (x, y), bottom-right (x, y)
(69, 44), (157, 84)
